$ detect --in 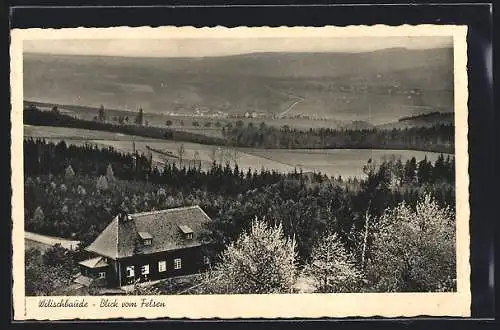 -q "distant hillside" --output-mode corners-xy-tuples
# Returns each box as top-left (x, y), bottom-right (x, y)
(342, 120), (375, 130)
(398, 111), (453, 122)
(377, 111), (454, 129)
(23, 48), (454, 124)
